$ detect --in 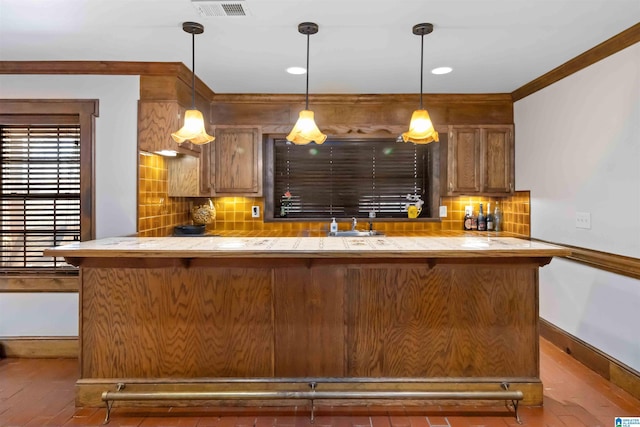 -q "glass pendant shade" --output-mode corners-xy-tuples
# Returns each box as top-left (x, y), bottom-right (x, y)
(287, 110), (327, 145)
(171, 109), (214, 145)
(402, 109), (439, 144)
(404, 23), (438, 145)
(173, 22), (214, 146)
(287, 22), (325, 145)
